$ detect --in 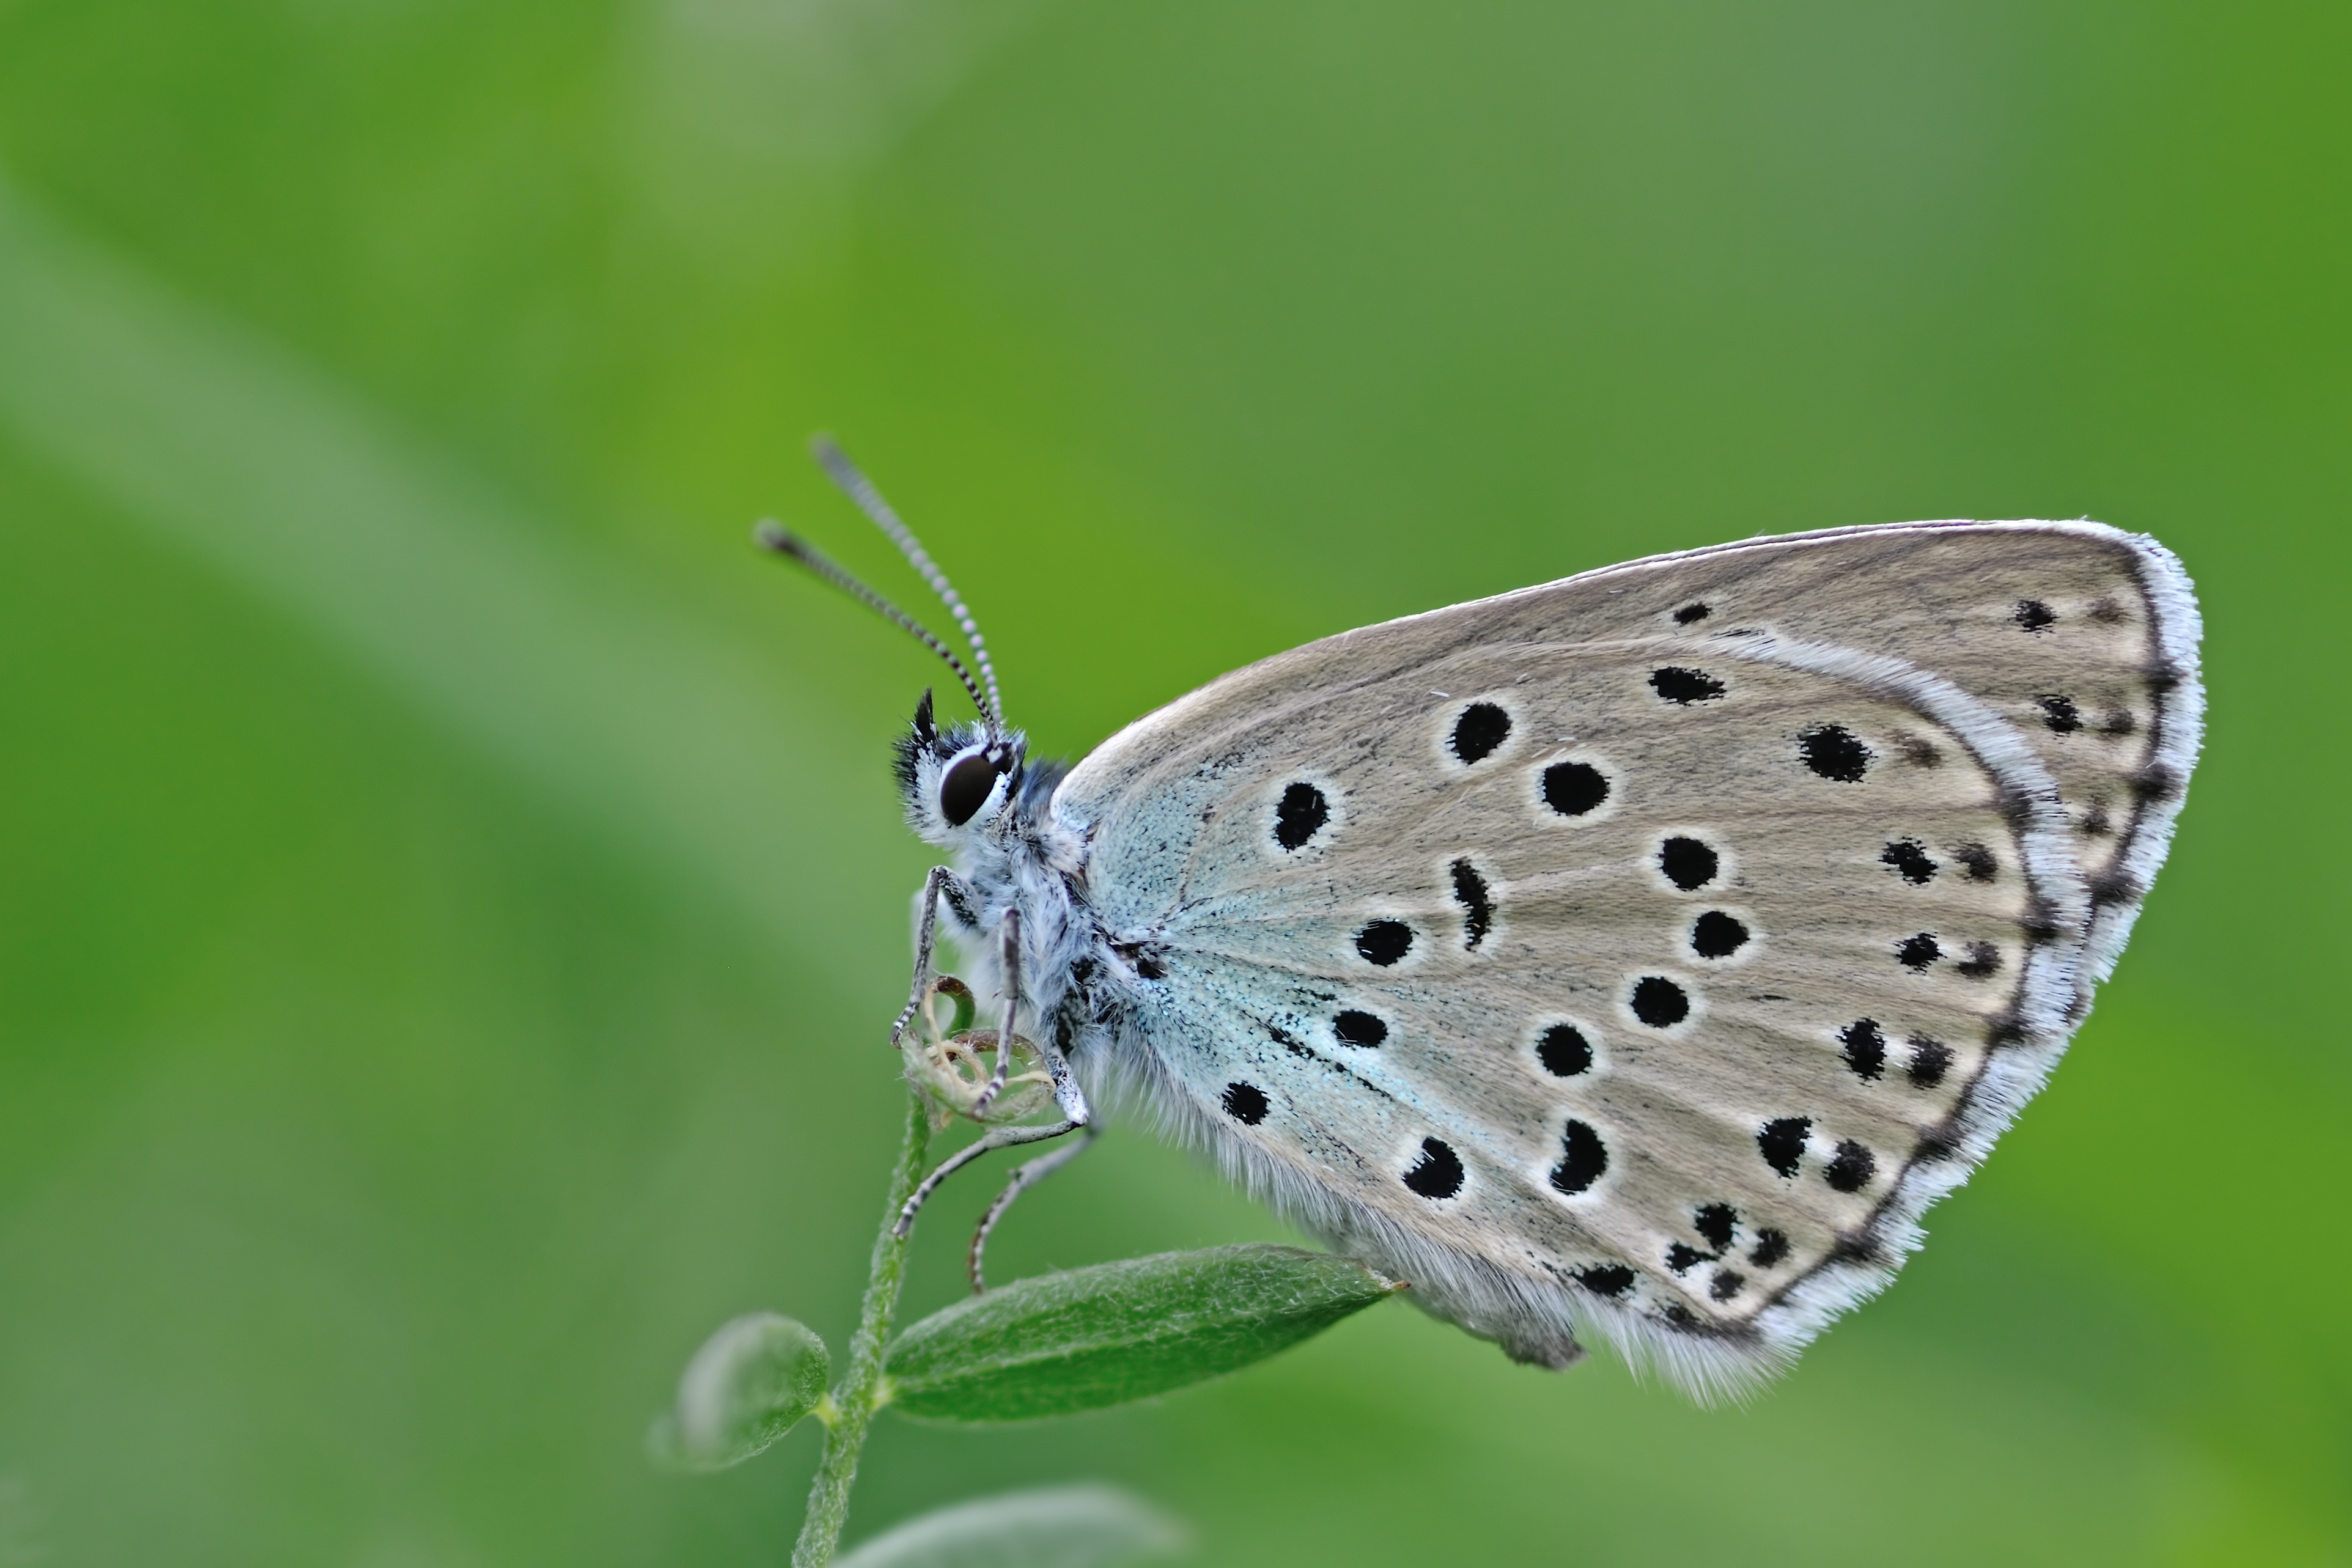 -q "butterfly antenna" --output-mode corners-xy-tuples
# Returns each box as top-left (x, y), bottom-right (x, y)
(753, 521), (997, 726)
(808, 435), (1005, 727)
